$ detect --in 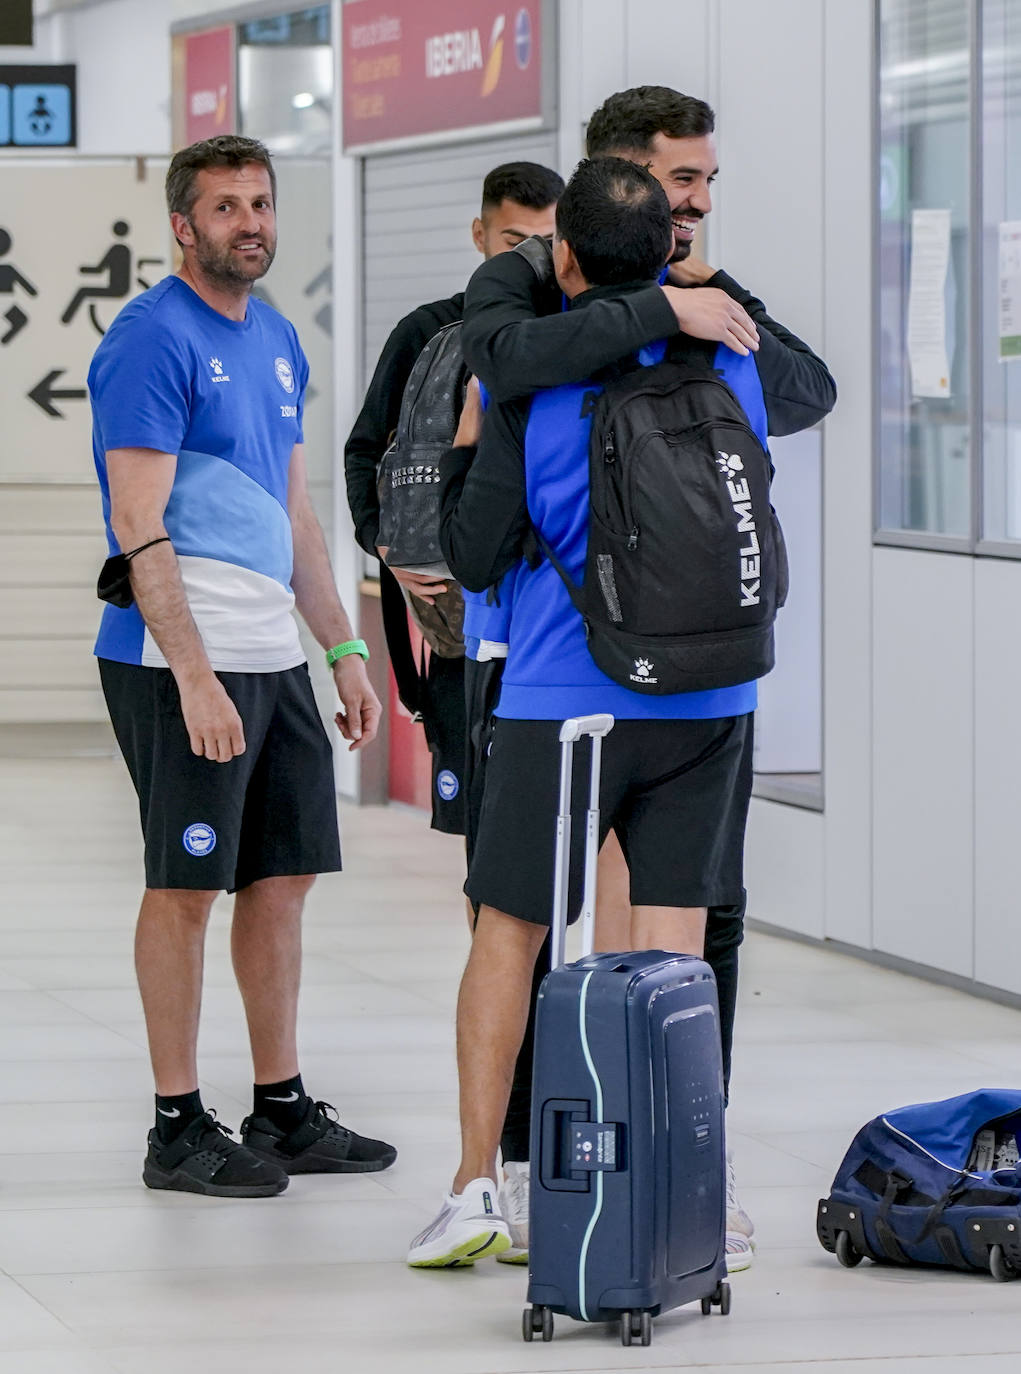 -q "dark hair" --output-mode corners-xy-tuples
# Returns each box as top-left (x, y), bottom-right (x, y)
(586, 86), (715, 158)
(165, 135), (277, 221)
(481, 161), (564, 214)
(555, 158), (672, 287)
